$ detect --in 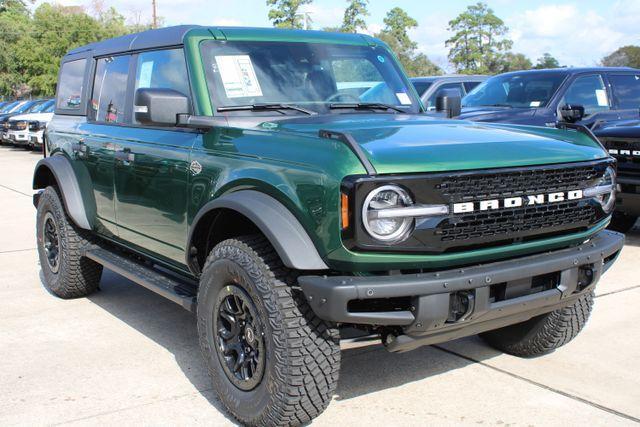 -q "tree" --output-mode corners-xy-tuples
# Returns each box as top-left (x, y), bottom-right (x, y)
(266, 0), (312, 29)
(534, 52), (561, 69)
(341, 0), (368, 33)
(0, 0), (32, 97)
(498, 52), (532, 73)
(446, 2), (512, 74)
(602, 46), (640, 68)
(375, 7), (442, 76)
